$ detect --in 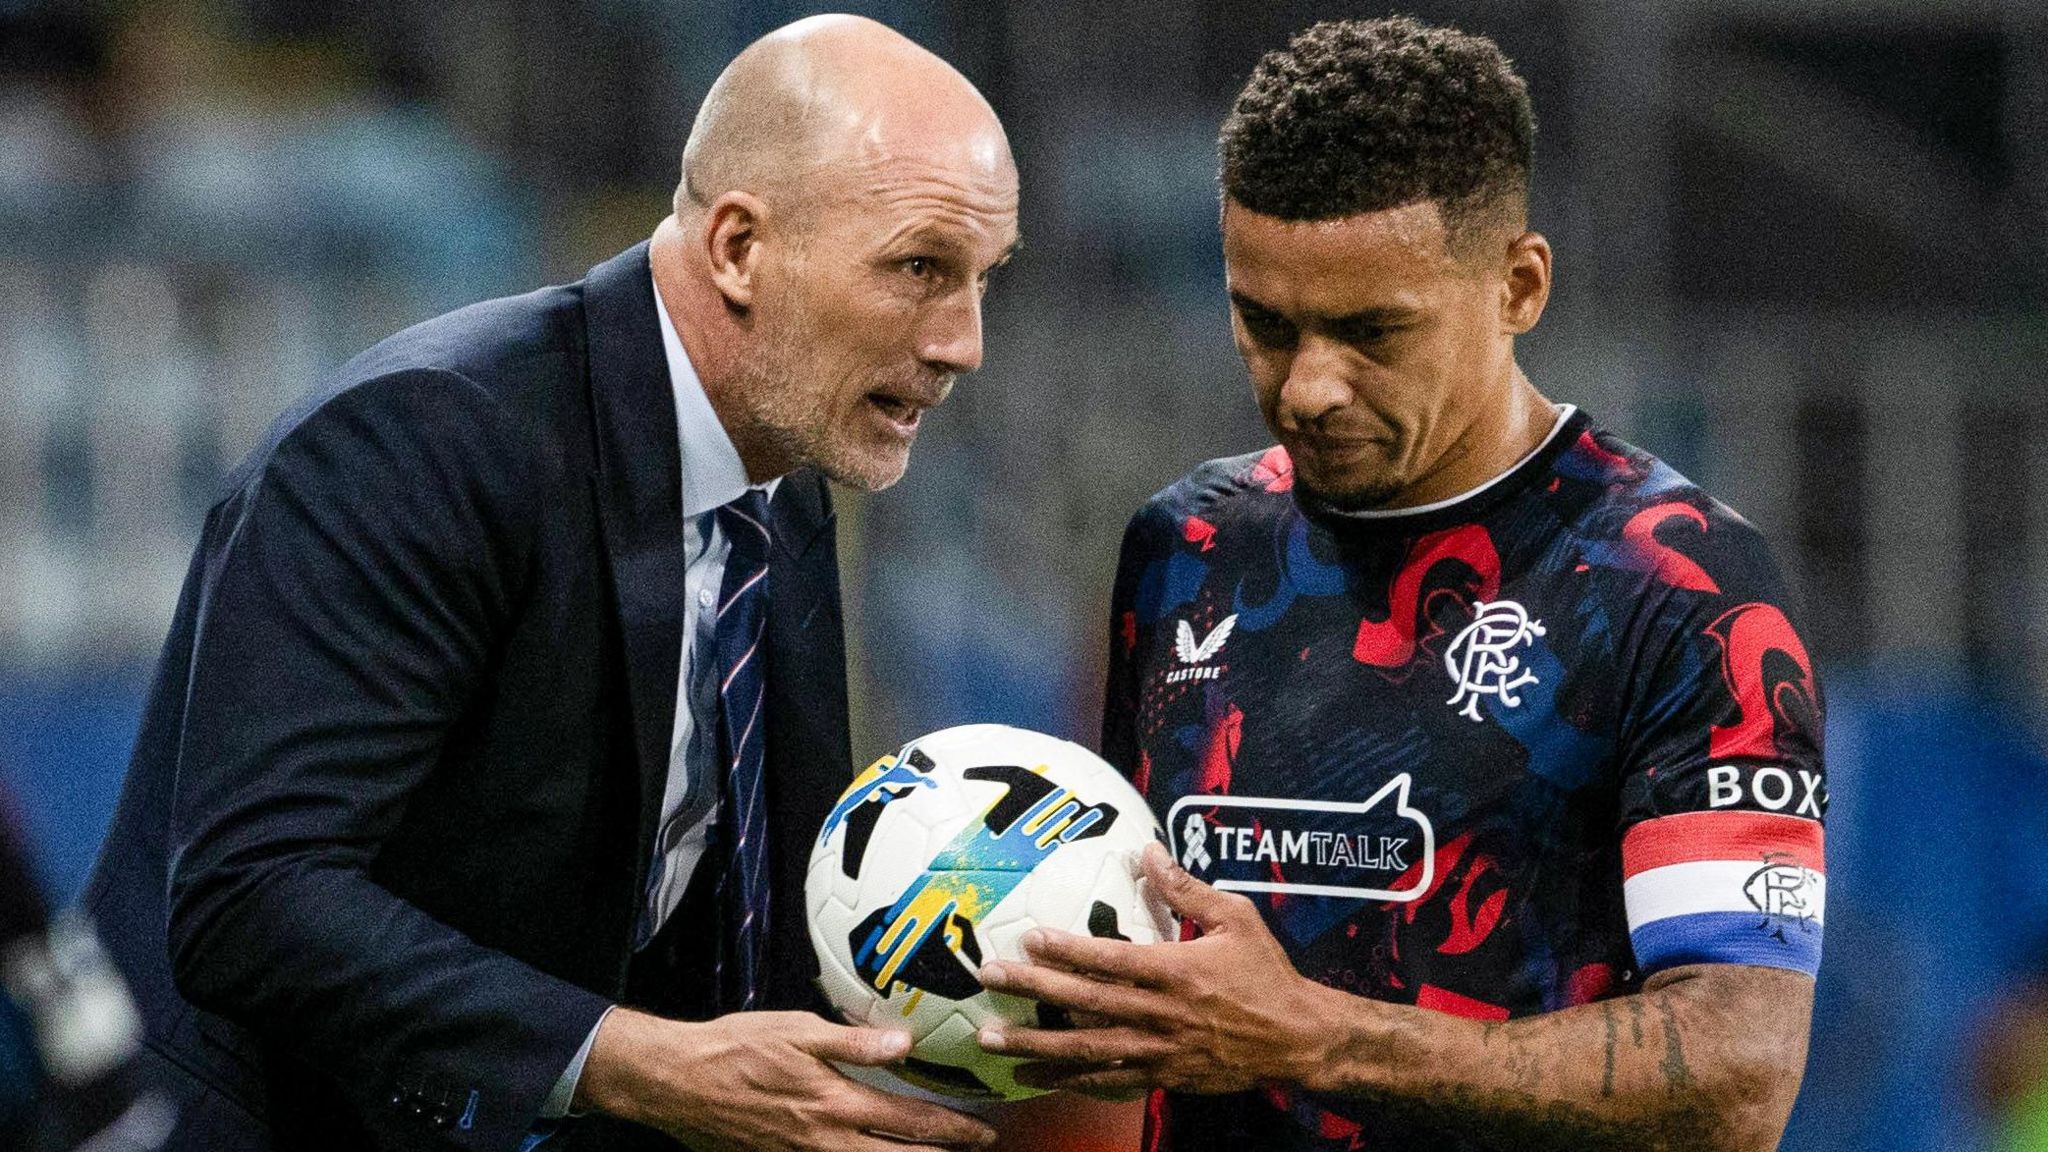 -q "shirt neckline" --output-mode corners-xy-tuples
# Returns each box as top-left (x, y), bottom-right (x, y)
(1298, 405), (1588, 534)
